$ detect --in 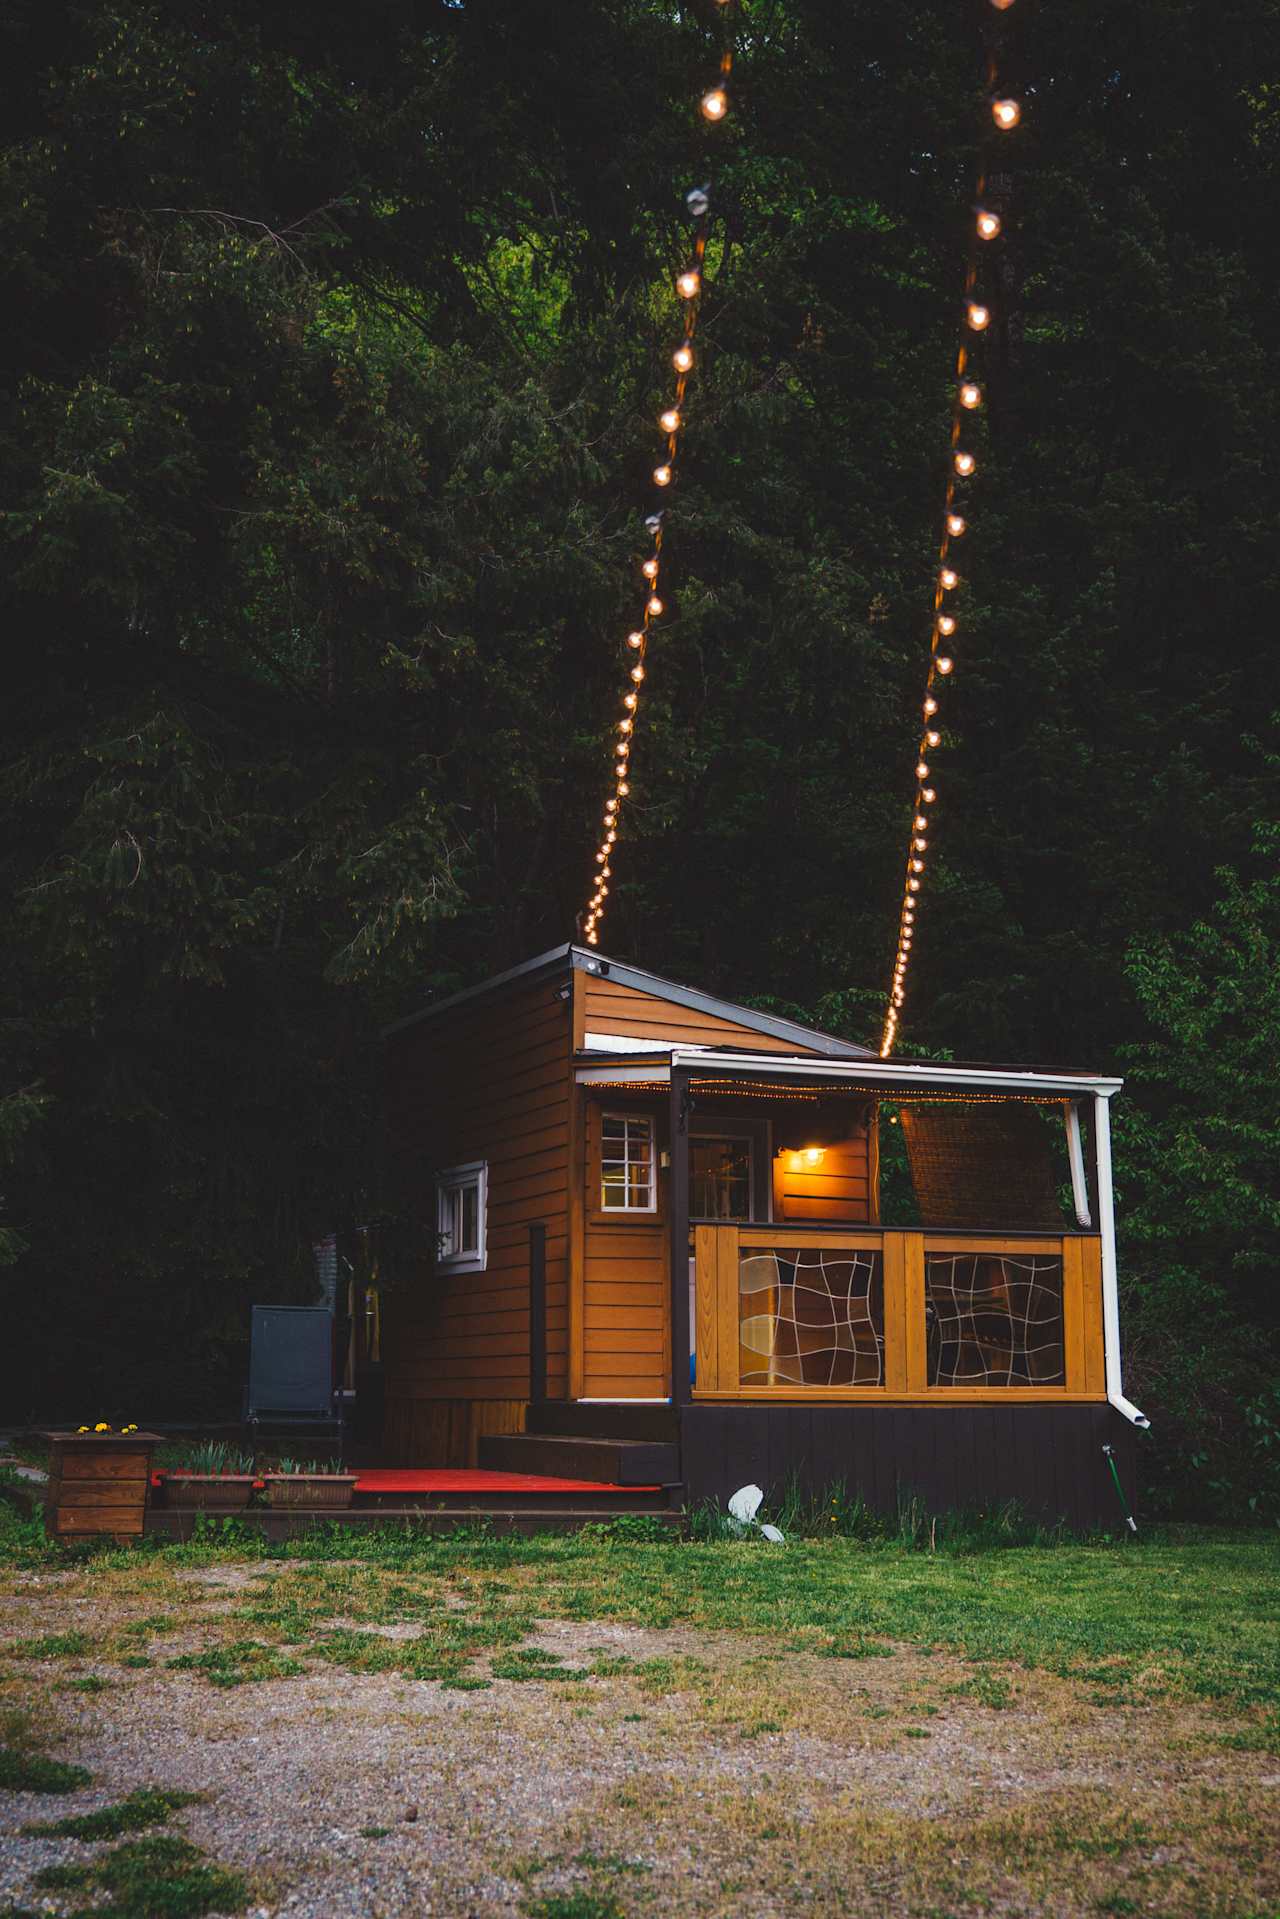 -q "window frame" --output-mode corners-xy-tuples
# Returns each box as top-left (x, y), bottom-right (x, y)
(435, 1160), (488, 1273)
(599, 1111), (658, 1216)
